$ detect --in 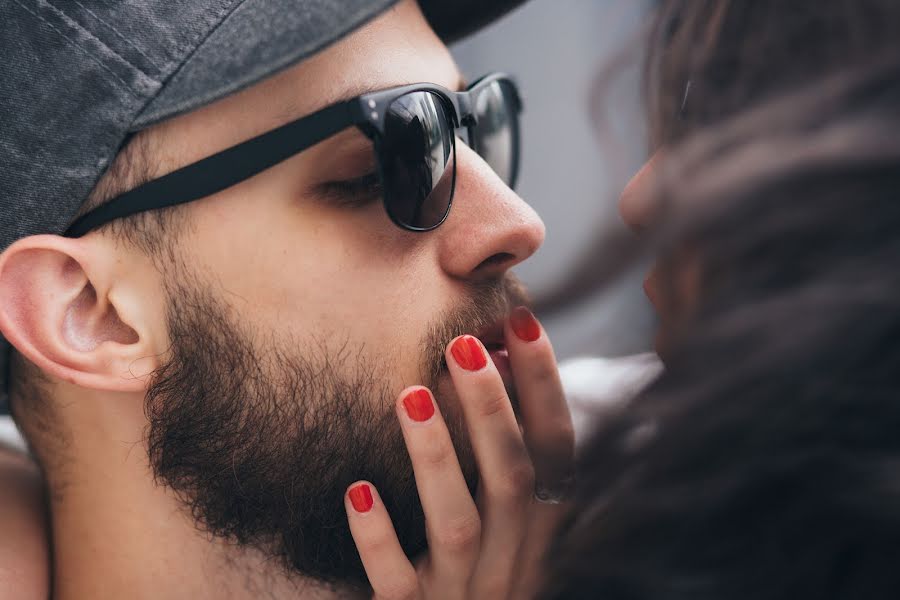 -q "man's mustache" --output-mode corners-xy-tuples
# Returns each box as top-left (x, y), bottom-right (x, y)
(423, 274), (531, 382)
